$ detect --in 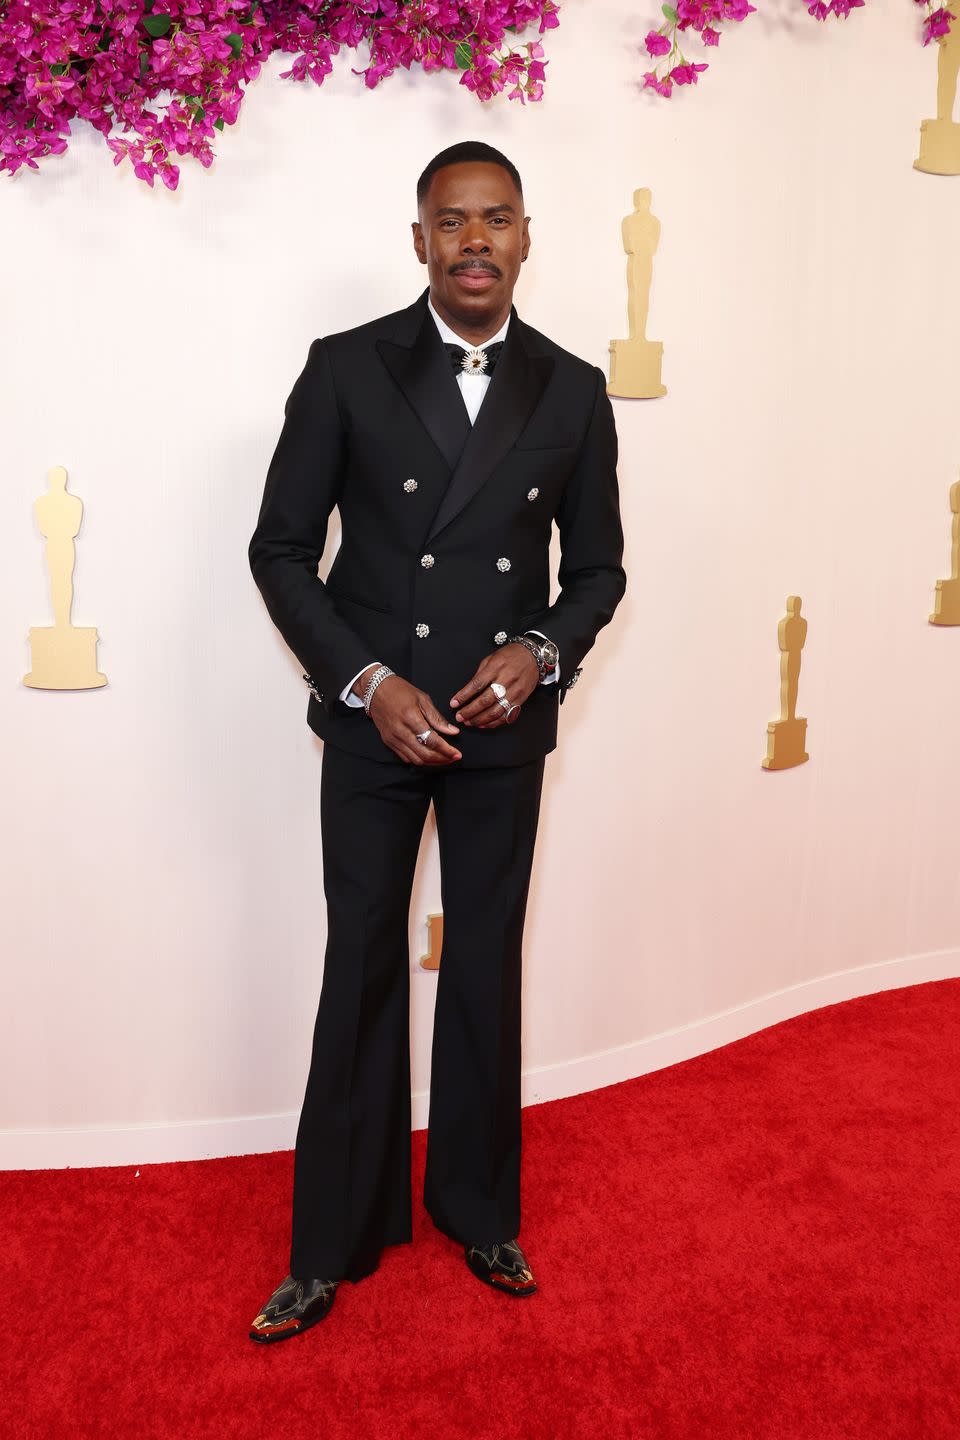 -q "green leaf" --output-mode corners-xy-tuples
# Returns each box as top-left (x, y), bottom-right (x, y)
(139, 52), (150, 78)
(226, 32), (244, 58)
(454, 39), (473, 70)
(50, 63), (68, 76)
(214, 116), (224, 131)
(143, 13), (172, 38)
(662, 4), (677, 18)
